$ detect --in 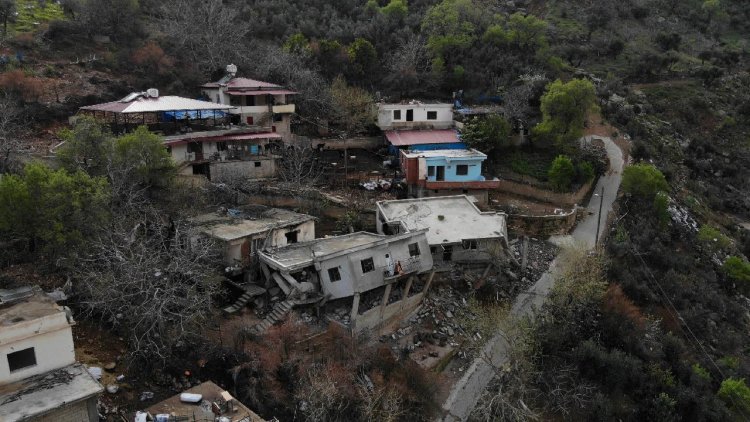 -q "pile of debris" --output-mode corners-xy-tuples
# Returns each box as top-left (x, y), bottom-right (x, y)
(509, 237), (558, 284)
